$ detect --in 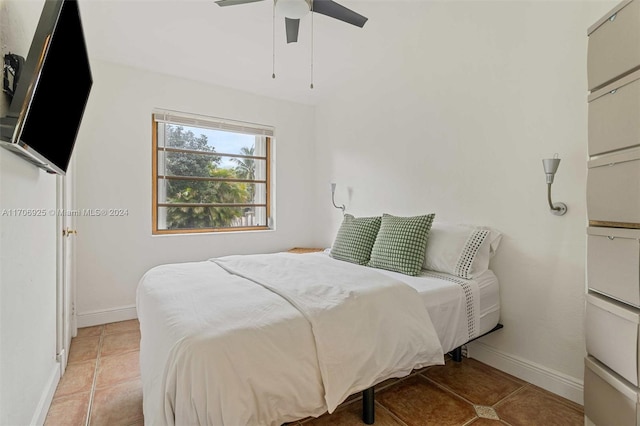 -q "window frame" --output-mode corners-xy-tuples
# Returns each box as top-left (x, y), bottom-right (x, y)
(151, 112), (273, 235)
